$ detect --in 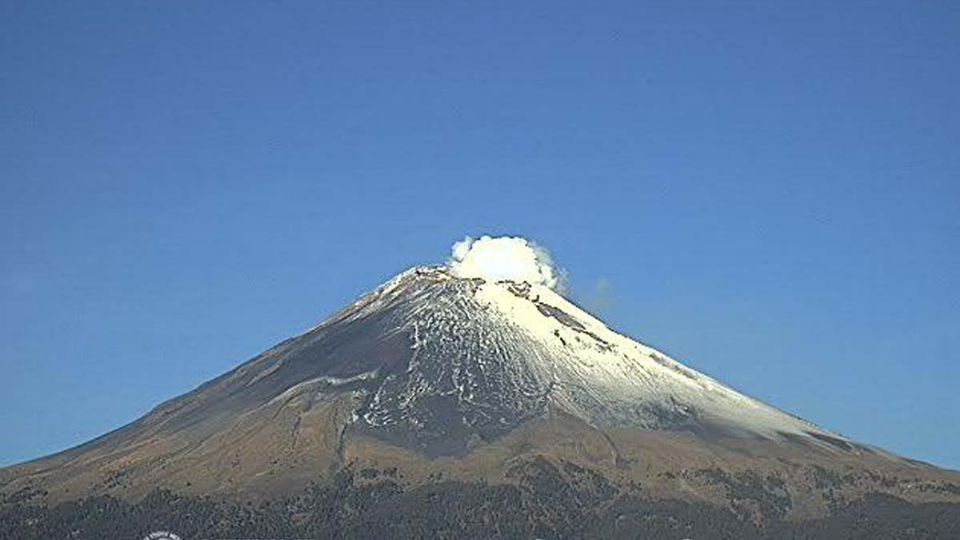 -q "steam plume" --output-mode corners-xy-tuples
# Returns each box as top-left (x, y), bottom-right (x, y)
(447, 235), (564, 291)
